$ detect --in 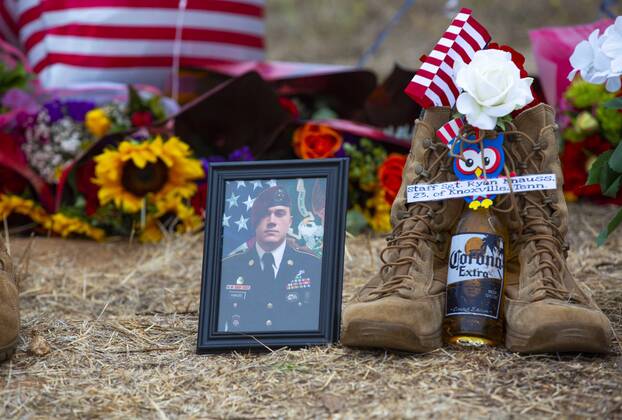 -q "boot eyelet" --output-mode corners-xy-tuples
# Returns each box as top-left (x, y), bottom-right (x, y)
(422, 138), (432, 148)
(414, 164), (424, 175)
